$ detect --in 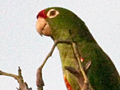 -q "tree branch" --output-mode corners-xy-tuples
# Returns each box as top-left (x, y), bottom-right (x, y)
(0, 67), (32, 90)
(36, 40), (72, 89)
(36, 40), (94, 90)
